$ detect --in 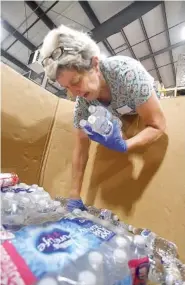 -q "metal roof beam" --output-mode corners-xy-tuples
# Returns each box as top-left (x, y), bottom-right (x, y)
(139, 17), (162, 82)
(140, 40), (185, 61)
(161, 2), (176, 84)
(92, 1), (162, 42)
(79, 1), (115, 55)
(1, 49), (39, 80)
(120, 29), (137, 59)
(1, 49), (30, 72)
(4, 1), (58, 52)
(25, 1), (57, 30)
(1, 18), (36, 51)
